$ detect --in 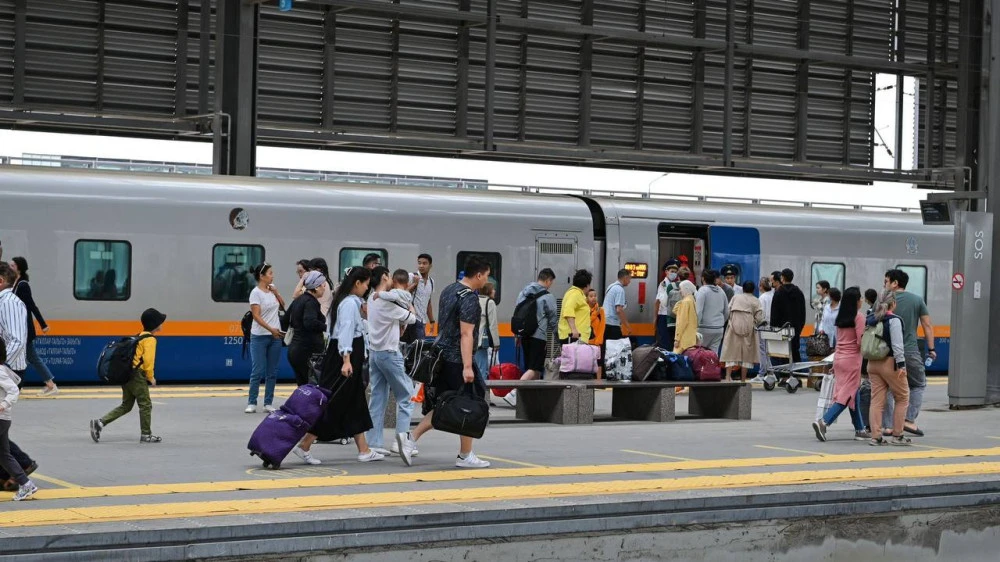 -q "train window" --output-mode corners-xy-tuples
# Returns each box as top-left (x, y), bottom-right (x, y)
(212, 244), (265, 303)
(895, 265), (928, 302)
(339, 248), (388, 280)
(456, 251), (502, 303)
(810, 262), (845, 307)
(74, 240), (132, 301)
